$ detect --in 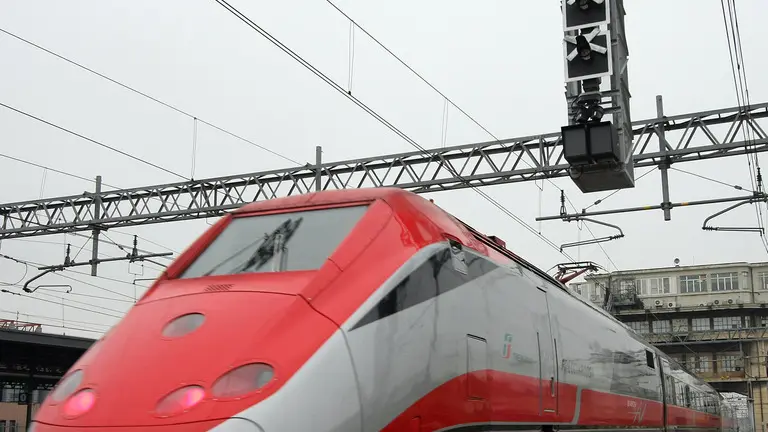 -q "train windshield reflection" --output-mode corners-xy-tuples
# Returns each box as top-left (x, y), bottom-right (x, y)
(178, 205), (369, 279)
